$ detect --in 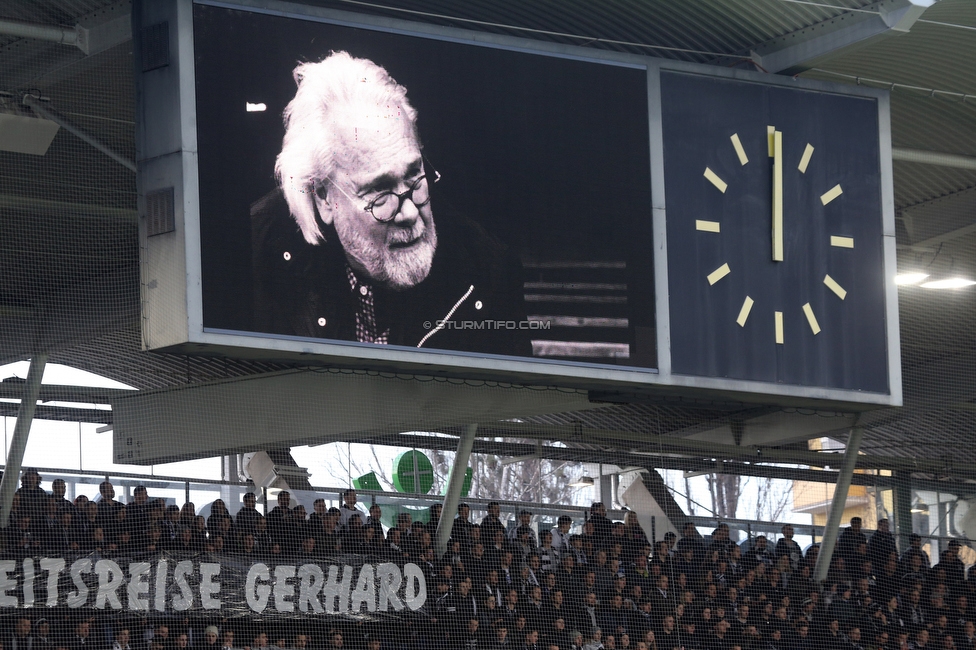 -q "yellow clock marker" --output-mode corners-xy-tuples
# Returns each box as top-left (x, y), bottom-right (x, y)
(802, 303), (821, 335)
(772, 130), (783, 262)
(707, 263), (731, 285)
(821, 184), (843, 205)
(774, 311), (784, 345)
(767, 126), (776, 157)
(704, 167), (728, 193)
(730, 133), (749, 166)
(824, 274), (847, 300)
(696, 220), (721, 233)
(736, 296), (754, 327)
(830, 236), (854, 248)
(798, 144), (814, 173)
